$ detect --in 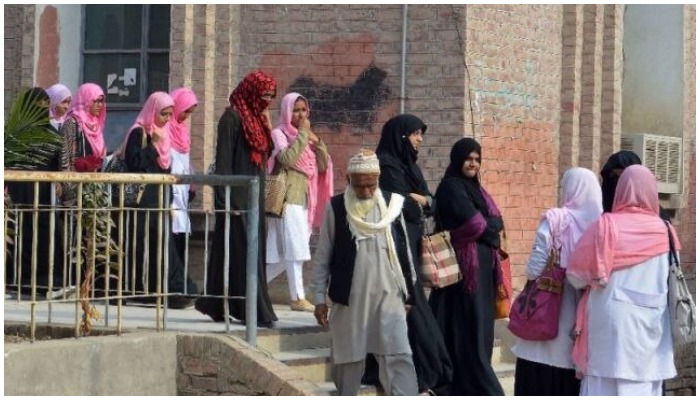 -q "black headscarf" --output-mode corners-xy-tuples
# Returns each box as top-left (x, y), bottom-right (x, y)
(375, 113), (428, 193)
(22, 87), (51, 122)
(439, 137), (490, 221)
(600, 150), (642, 212)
